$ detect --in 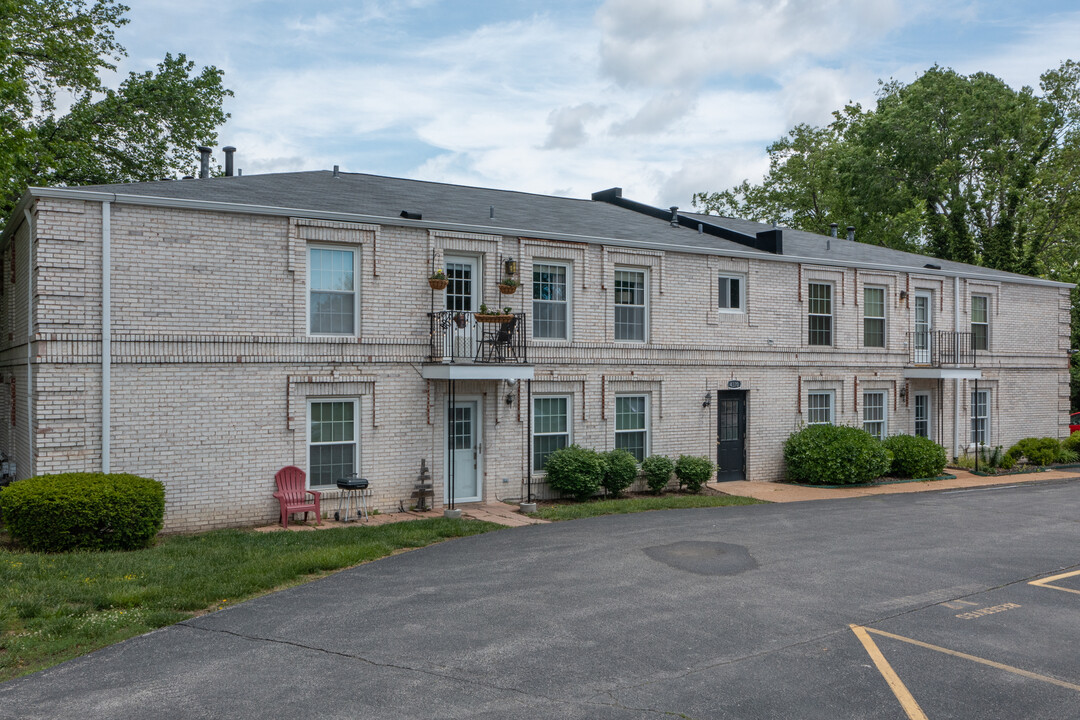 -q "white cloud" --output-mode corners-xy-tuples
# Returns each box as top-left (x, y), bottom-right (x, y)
(543, 103), (607, 149)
